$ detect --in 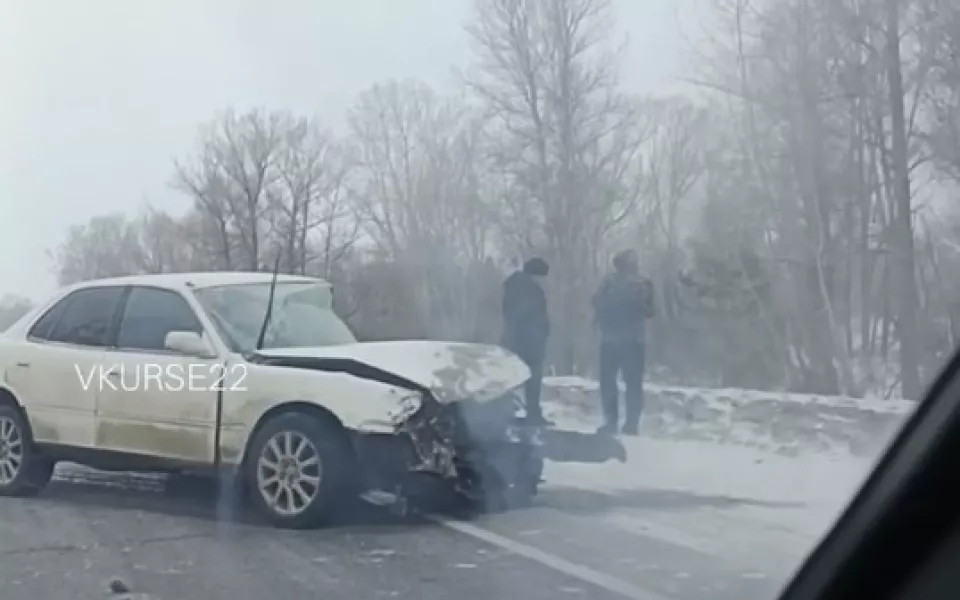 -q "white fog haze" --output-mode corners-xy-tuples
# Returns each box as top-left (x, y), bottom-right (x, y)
(0, 0), (958, 598)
